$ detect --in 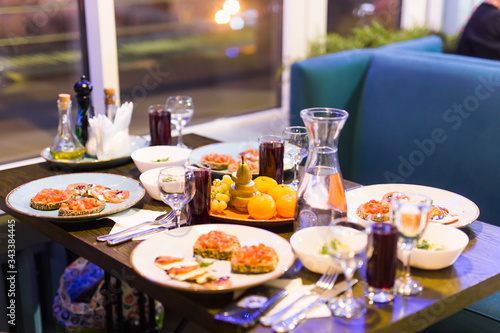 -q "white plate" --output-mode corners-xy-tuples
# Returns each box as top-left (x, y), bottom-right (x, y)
(41, 135), (148, 170)
(6, 173), (145, 222)
(346, 184), (479, 228)
(130, 224), (295, 293)
(188, 141), (293, 175)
